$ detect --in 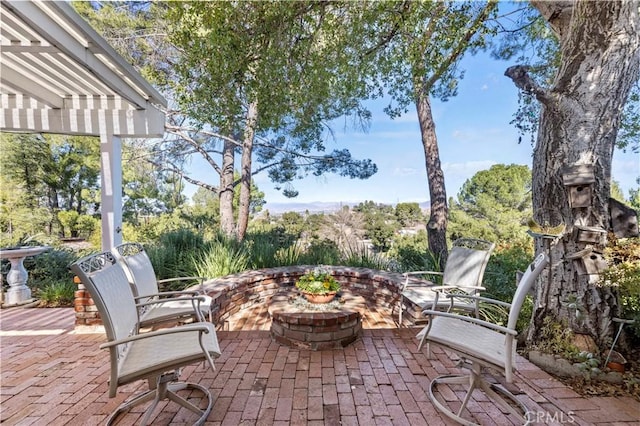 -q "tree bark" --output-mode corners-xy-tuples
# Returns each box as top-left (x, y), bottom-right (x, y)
(236, 101), (258, 241)
(414, 86), (449, 267)
(219, 137), (236, 237)
(506, 1), (640, 347)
